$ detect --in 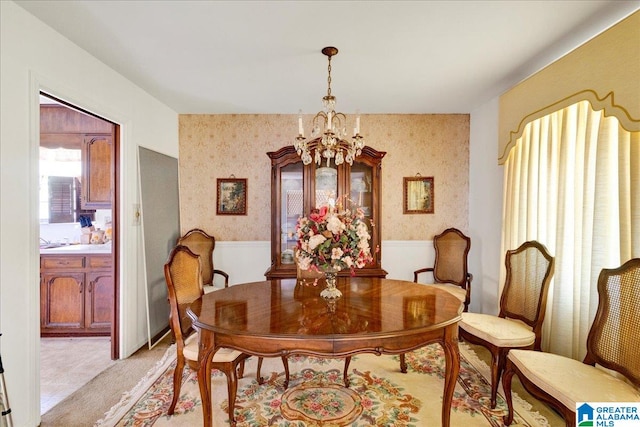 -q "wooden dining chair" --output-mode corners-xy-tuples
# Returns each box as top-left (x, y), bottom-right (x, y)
(503, 258), (640, 427)
(177, 228), (229, 291)
(459, 240), (554, 408)
(413, 227), (473, 311)
(401, 228), (472, 373)
(164, 245), (249, 423)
